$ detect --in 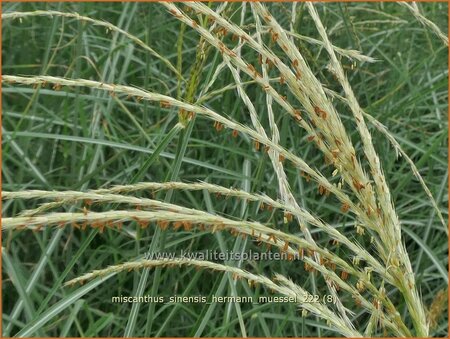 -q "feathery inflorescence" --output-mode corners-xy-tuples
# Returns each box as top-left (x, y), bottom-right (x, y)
(2, 2), (446, 337)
